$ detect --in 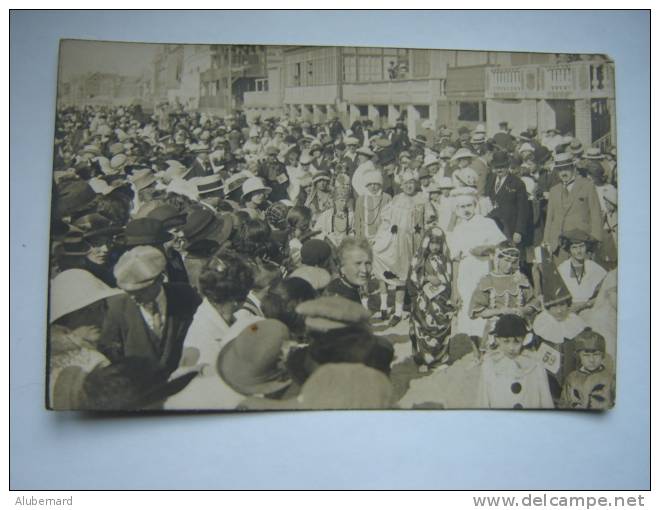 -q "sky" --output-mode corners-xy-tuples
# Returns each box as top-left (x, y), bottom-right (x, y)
(58, 39), (161, 82)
